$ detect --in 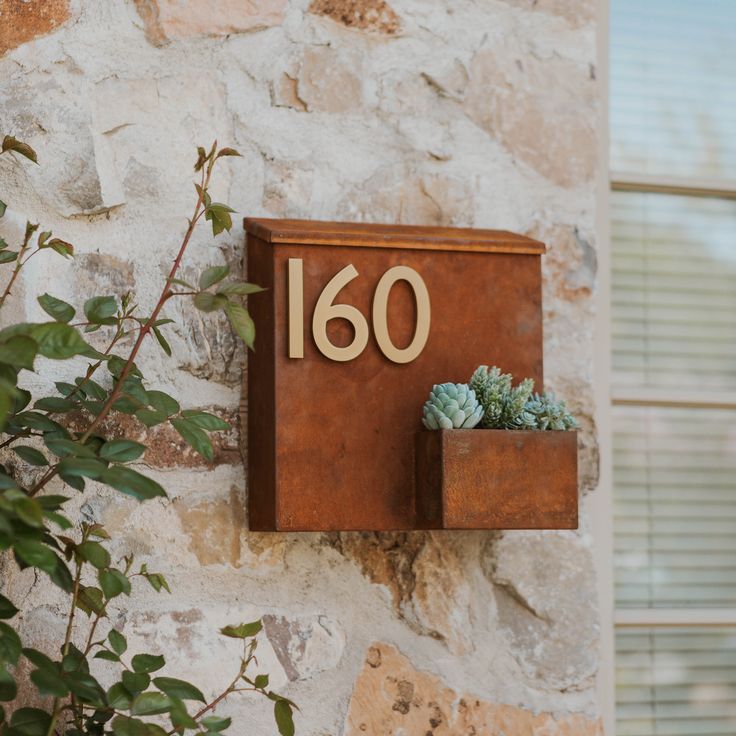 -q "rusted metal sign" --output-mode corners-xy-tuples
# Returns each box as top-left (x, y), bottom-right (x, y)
(244, 218), (547, 531)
